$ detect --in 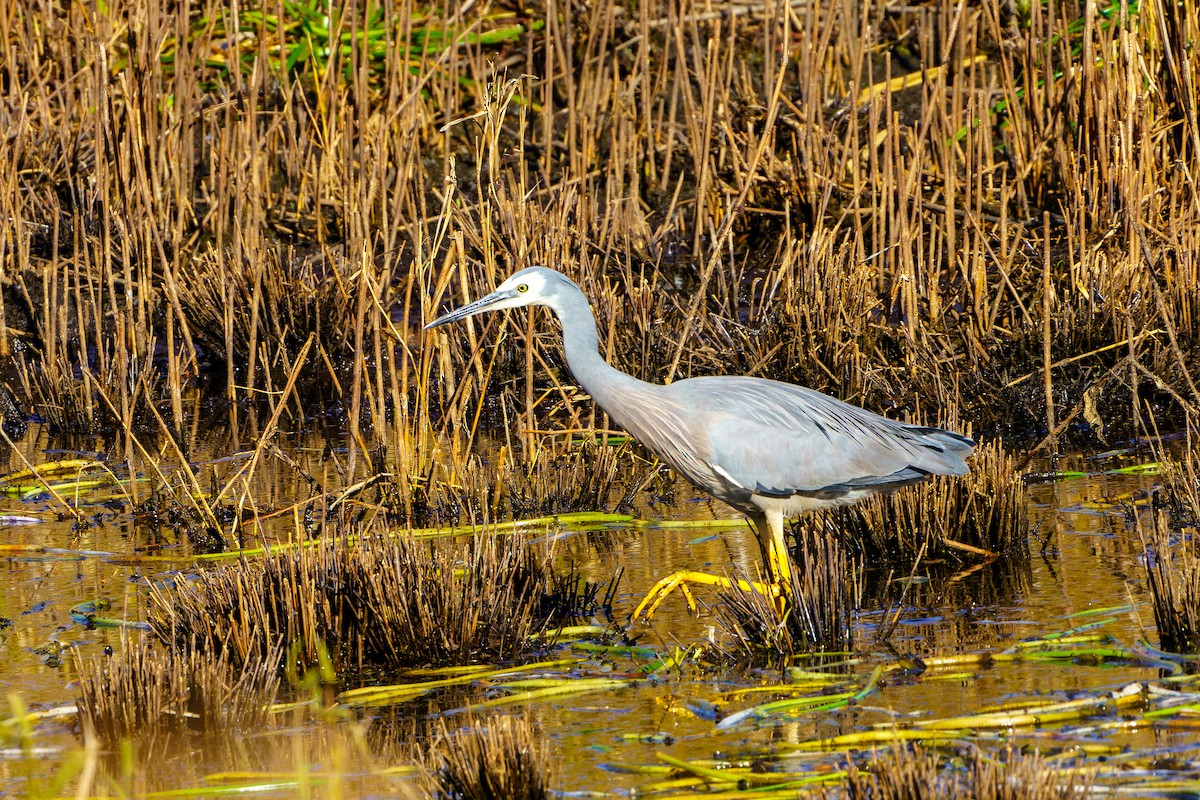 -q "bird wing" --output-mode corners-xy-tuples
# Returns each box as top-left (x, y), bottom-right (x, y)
(675, 377), (973, 499)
